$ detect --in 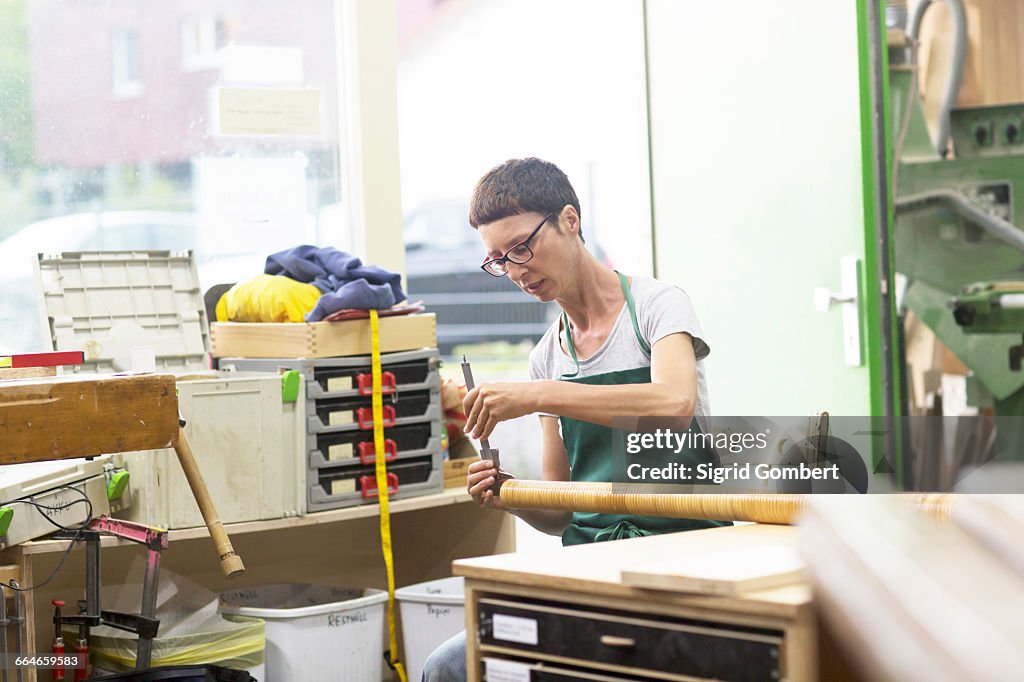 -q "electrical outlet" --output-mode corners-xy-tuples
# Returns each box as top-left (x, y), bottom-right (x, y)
(973, 121), (994, 147)
(1004, 118), (1024, 145)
